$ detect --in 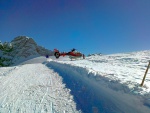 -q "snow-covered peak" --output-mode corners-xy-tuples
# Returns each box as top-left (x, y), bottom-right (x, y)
(11, 36), (37, 49)
(0, 41), (2, 45)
